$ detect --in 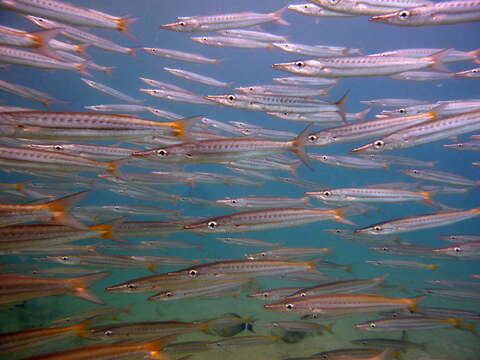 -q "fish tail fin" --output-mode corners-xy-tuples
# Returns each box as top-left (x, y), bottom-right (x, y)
(460, 321), (477, 334)
(116, 16), (138, 39)
(30, 28), (63, 60)
(142, 335), (176, 359)
(102, 66), (115, 75)
(405, 295), (426, 311)
(344, 264), (353, 273)
(332, 206), (355, 225)
(76, 61), (92, 77)
(47, 190), (89, 229)
(323, 323), (334, 334)
(427, 48), (452, 73)
(335, 90), (350, 123)
(172, 116), (202, 139)
(72, 318), (94, 339)
(147, 262), (157, 273)
(75, 43), (90, 56)
(355, 108), (371, 121)
(429, 264), (439, 271)
(468, 48), (480, 64)
(128, 47), (137, 57)
(213, 58), (223, 65)
(291, 123), (314, 170)
(68, 271), (109, 304)
(287, 161), (300, 177)
(89, 217), (125, 243)
(108, 159), (124, 178)
(272, 6), (290, 25)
